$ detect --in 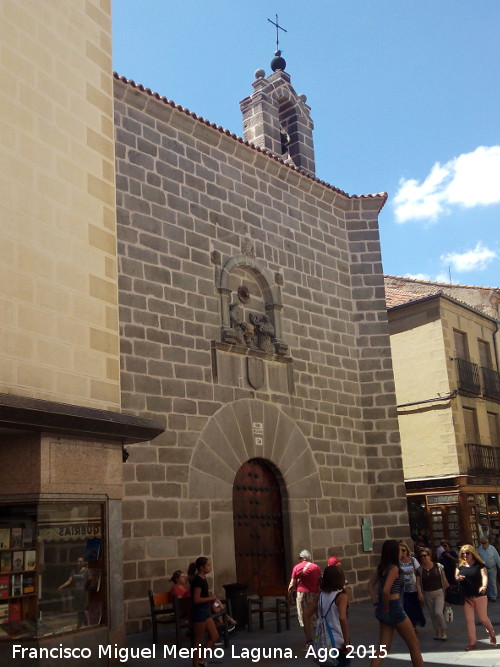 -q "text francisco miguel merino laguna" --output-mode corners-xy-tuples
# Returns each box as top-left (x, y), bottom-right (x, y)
(12, 644), (296, 662)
